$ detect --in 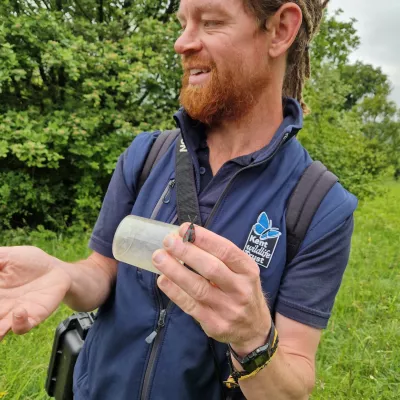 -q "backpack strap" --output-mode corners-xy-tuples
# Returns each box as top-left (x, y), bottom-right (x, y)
(175, 134), (201, 225)
(137, 129), (181, 192)
(286, 161), (338, 265)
